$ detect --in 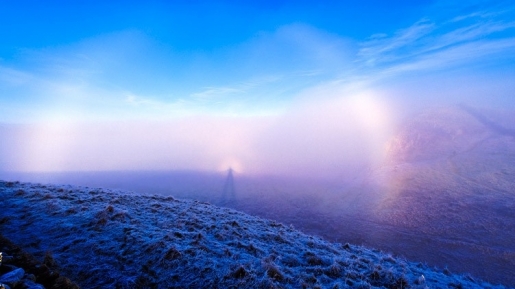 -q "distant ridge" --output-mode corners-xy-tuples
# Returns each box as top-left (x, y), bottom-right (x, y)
(458, 103), (515, 137)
